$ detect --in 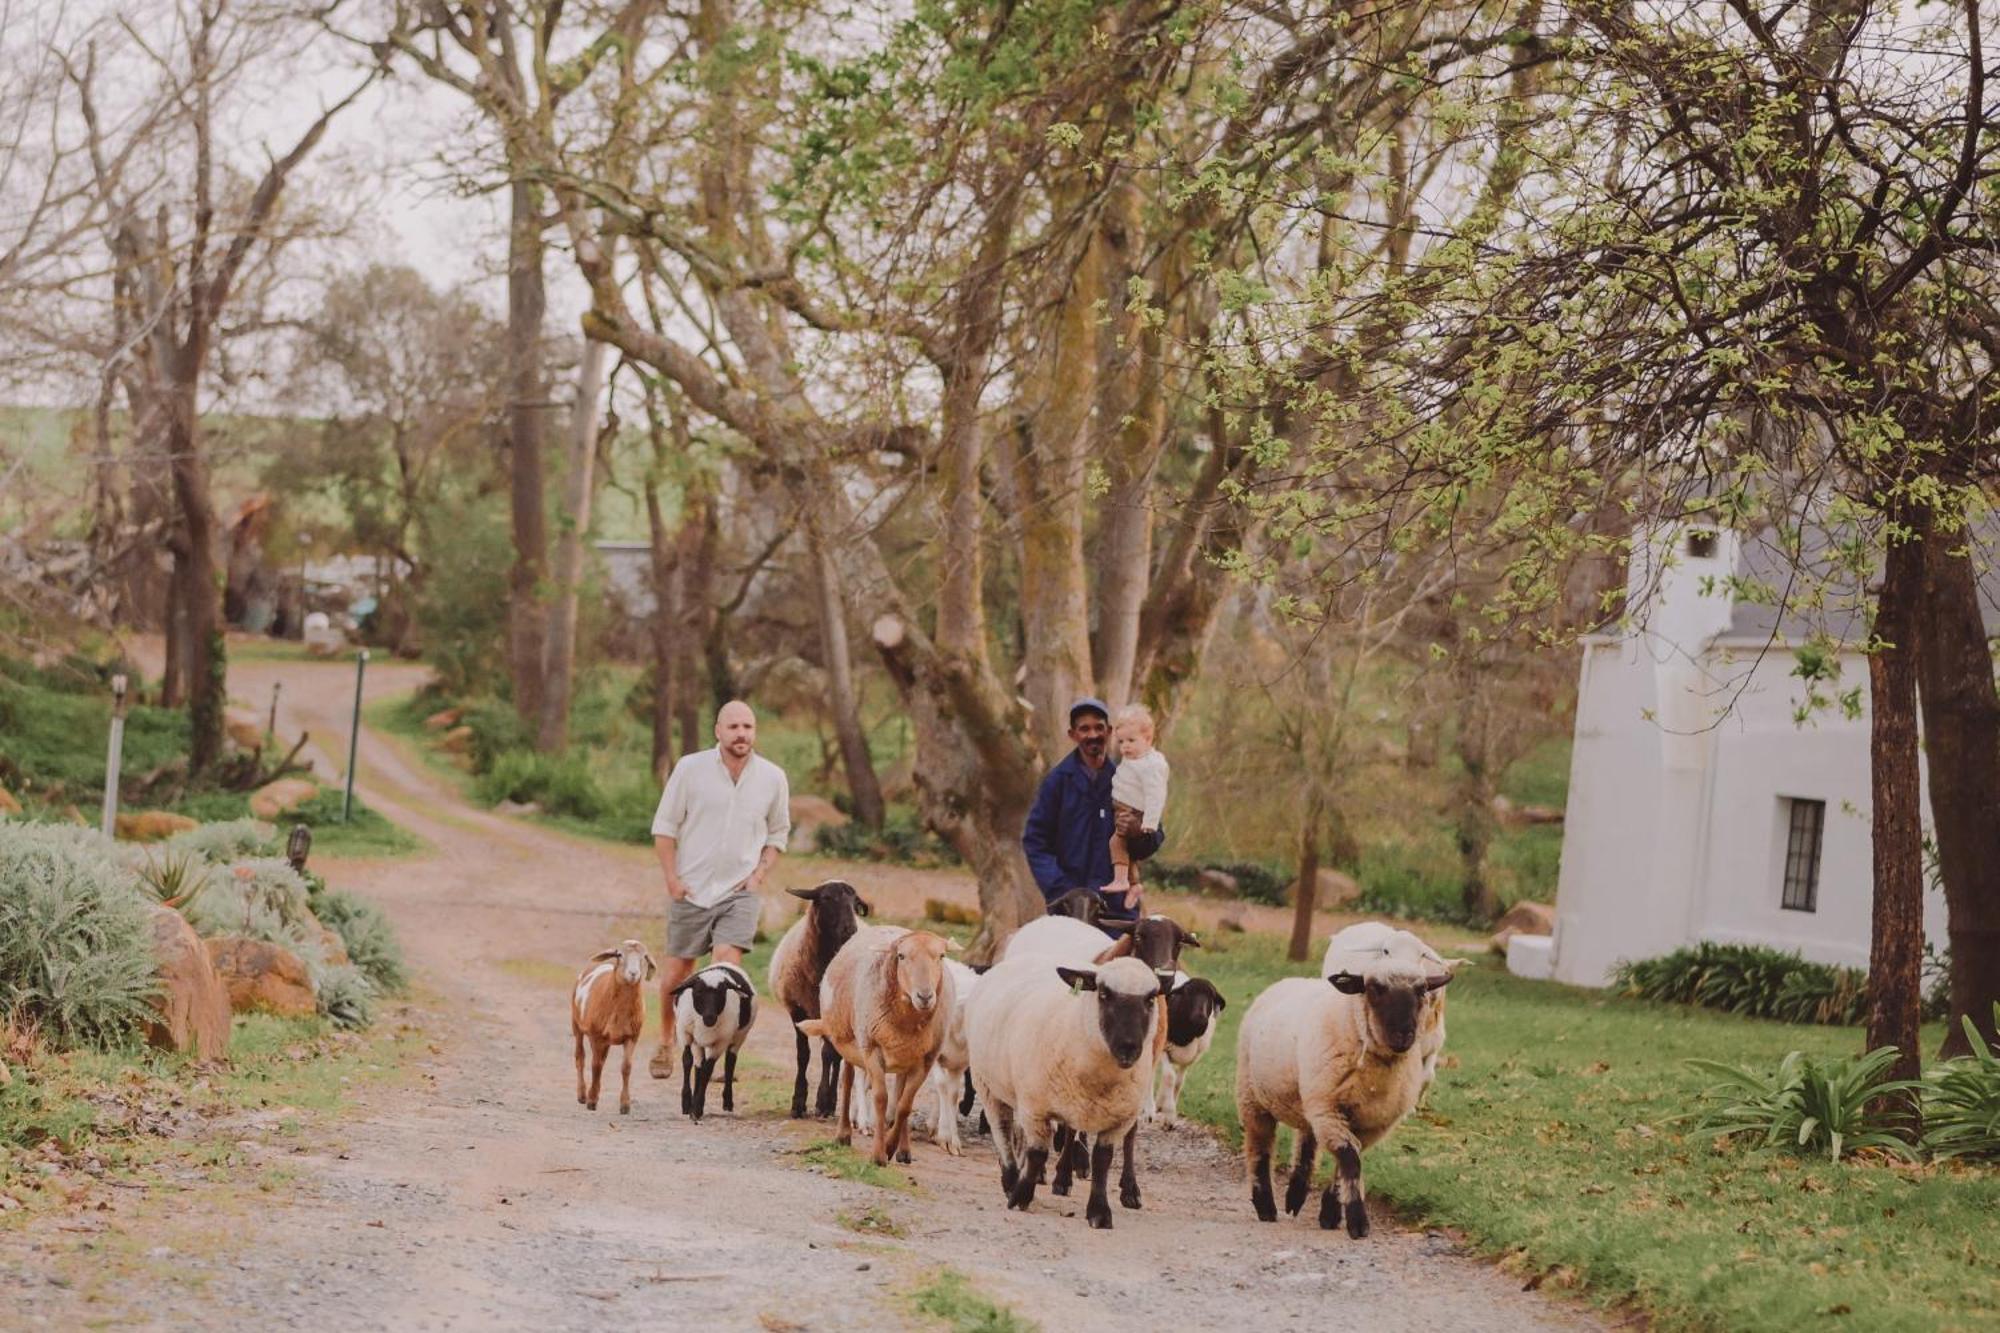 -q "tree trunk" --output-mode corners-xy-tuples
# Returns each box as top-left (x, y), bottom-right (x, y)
(165, 385), (225, 778)
(505, 177), (551, 734)
(644, 472), (681, 783)
(677, 489), (716, 755)
(811, 527), (886, 828)
(1914, 523), (2000, 1057)
(536, 338), (610, 753)
(1289, 795), (1323, 962)
(873, 613), (1042, 960)
(161, 559), (186, 707)
(1866, 528), (1926, 1090)
(1454, 682), (1501, 921)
